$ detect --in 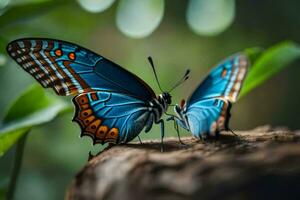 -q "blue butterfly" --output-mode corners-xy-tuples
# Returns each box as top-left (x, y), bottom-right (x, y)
(7, 38), (181, 146)
(168, 54), (249, 139)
